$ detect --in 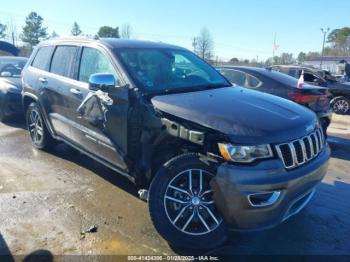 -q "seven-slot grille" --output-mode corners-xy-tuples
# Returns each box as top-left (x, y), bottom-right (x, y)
(275, 128), (325, 169)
